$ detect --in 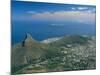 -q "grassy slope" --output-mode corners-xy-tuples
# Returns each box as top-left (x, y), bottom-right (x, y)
(11, 35), (96, 74)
